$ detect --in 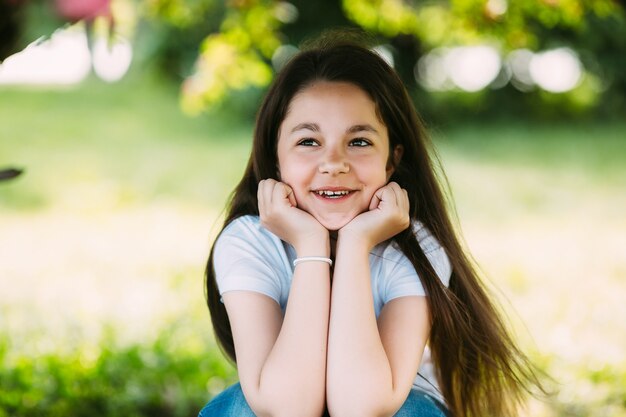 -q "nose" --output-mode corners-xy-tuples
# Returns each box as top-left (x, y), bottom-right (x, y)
(318, 146), (349, 175)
